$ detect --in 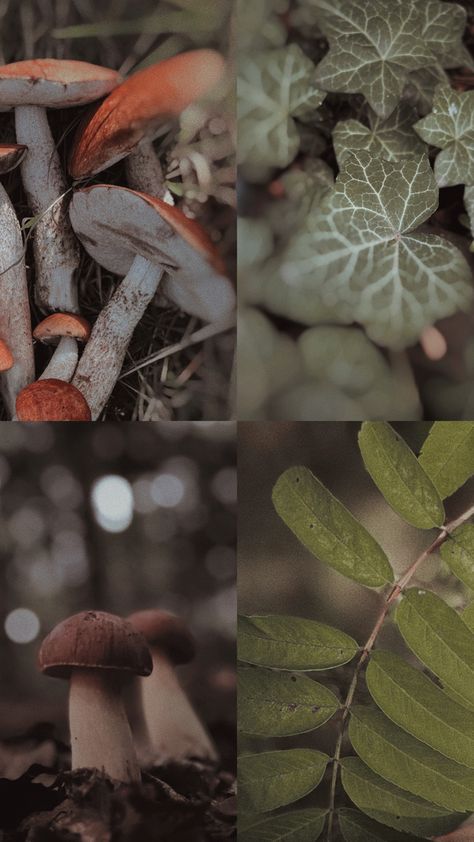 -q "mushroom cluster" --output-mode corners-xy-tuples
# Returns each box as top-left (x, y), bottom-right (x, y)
(0, 50), (235, 421)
